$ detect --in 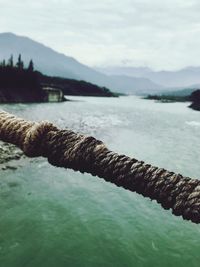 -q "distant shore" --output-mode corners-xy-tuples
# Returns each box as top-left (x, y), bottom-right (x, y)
(0, 56), (117, 104)
(144, 89), (200, 111)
